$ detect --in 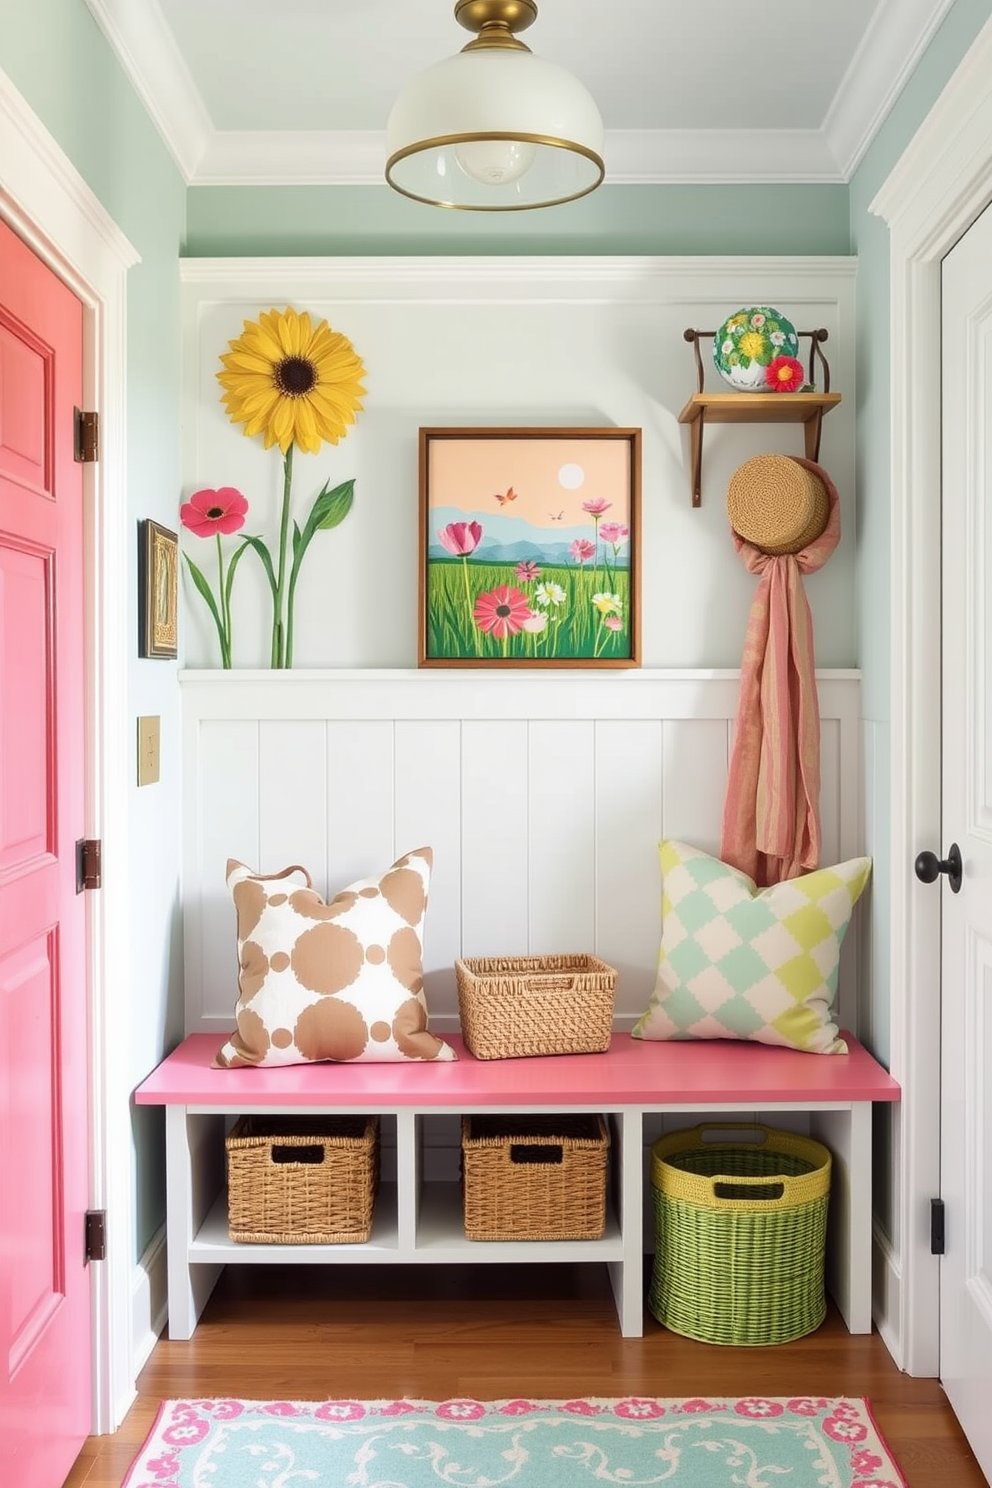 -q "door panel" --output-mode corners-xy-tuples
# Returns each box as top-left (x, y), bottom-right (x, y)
(940, 200), (992, 1476)
(0, 542), (51, 870)
(0, 216), (90, 1488)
